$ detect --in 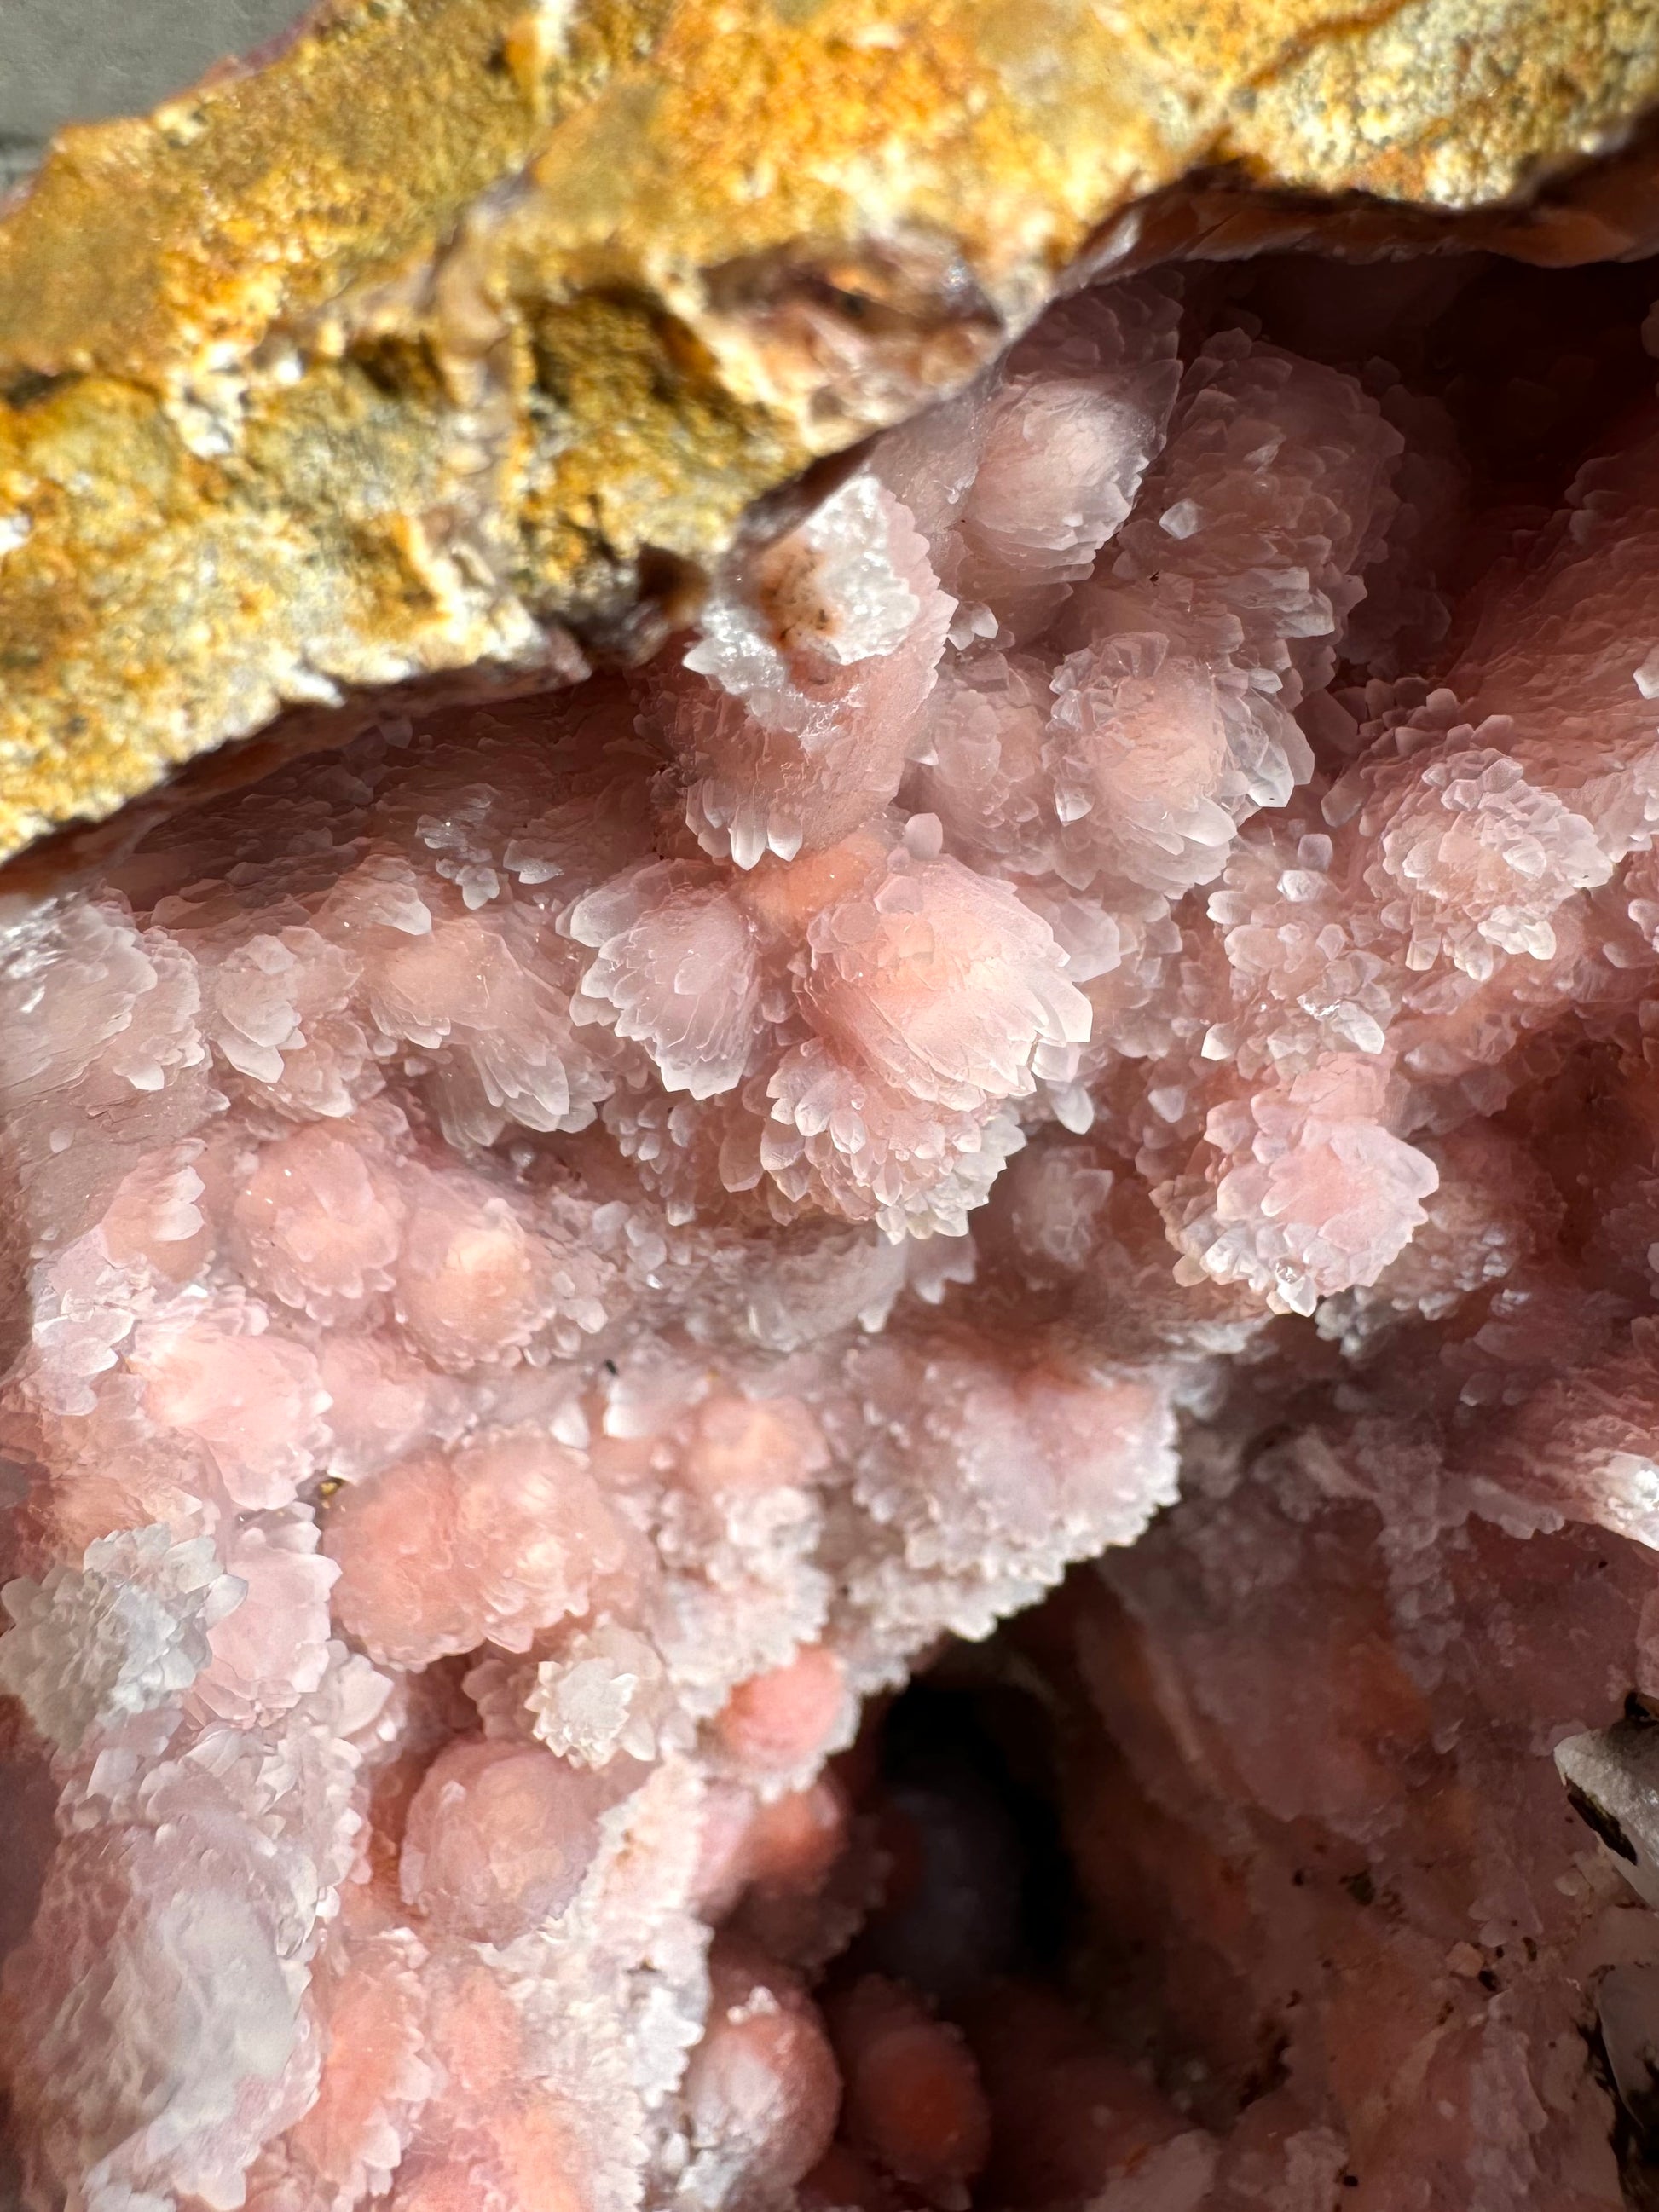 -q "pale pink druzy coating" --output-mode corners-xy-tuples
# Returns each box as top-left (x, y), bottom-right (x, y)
(325, 1429), (628, 1664)
(830, 1977), (990, 2206)
(378, 1954), (590, 2212)
(283, 1927), (433, 2209)
(230, 1123), (407, 1325)
(570, 864), (766, 1100)
(393, 1169), (558, 1371)
(648, 477), (957, 870)
(714, 1646), (849, 1777)
(8, 251), (1659, 2212)
(130, 1304), (331, 1510)
(1174, 1056), (1441, 1314)
(680, 1938), (841, 2203)
(679, 1394), (830, 1503)
(800, 849), (1088, 1114)
(398, 1739), (621, 1941)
